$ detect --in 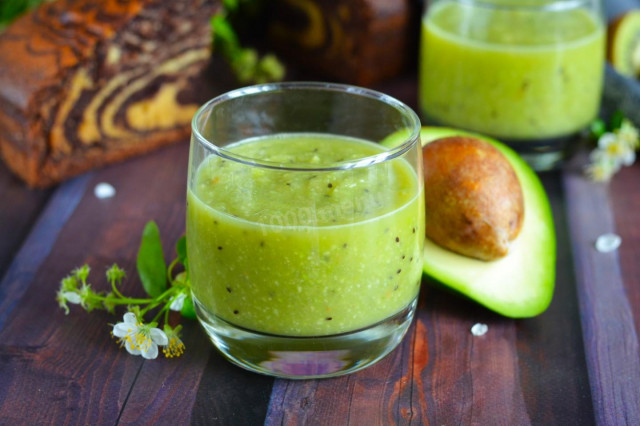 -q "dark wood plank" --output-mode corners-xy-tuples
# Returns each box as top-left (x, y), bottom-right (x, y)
(264, 173), (594, 425)
(0, 143), (210, 424)
(563, 160), (640, 425)
(264, 290), (529, 425)
(189, 350), (274, 425)
(515, 173), (594, 425)
(86, 140), (275, 425)
(0, 170), (141, 425)
(610, 164), (640, 333)
(0, 172), (91, 329)
(0, 162), (53, 278)
(115, 323), (212, 425)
